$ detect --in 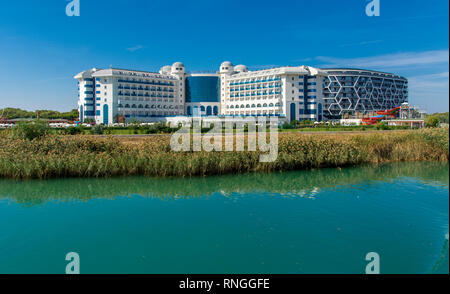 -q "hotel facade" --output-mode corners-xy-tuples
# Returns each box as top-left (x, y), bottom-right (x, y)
(75, 62), (408, 124)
